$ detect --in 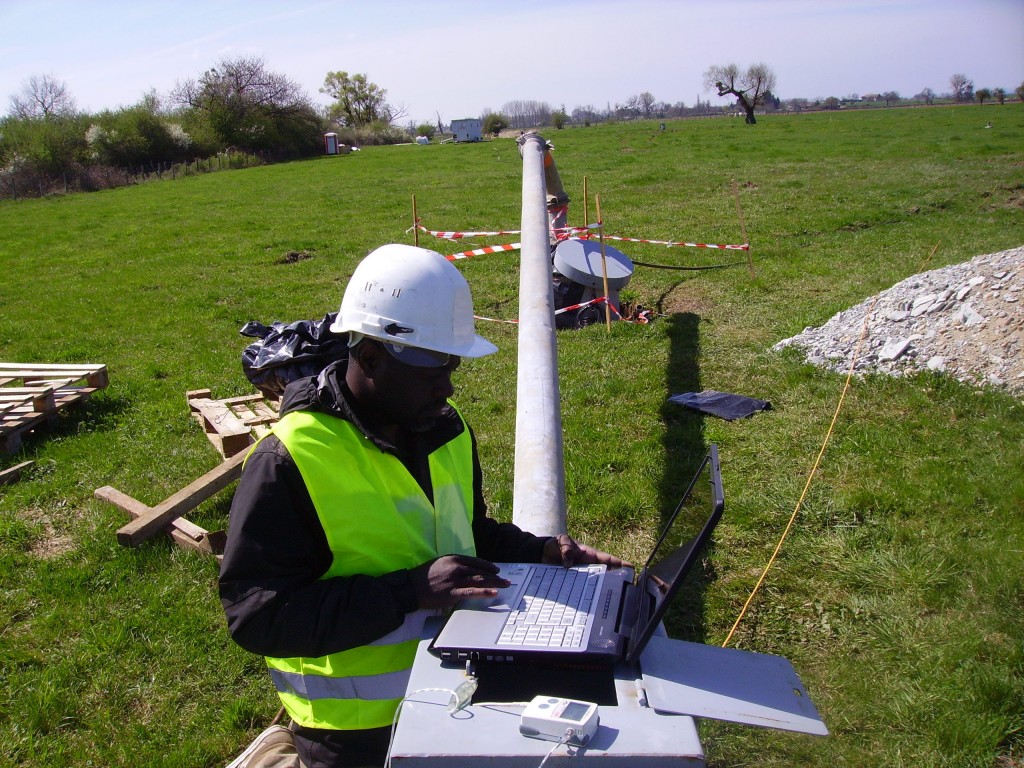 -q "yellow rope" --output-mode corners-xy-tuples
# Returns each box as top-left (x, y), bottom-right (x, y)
(721, 294), (877, 648)
(721, 242), (941, 648)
